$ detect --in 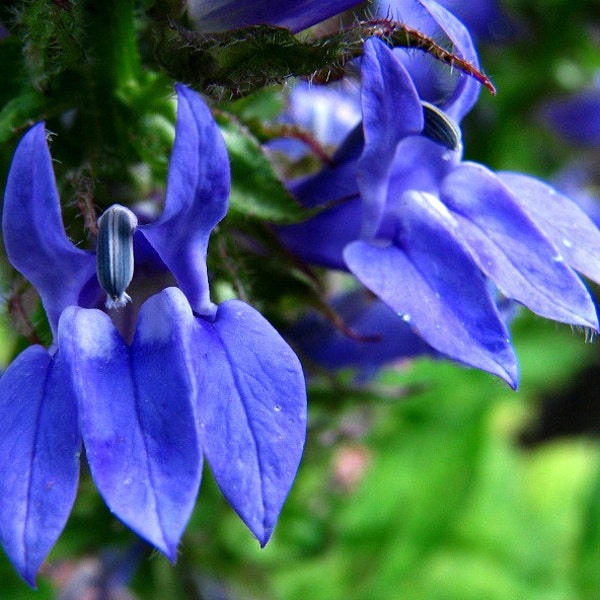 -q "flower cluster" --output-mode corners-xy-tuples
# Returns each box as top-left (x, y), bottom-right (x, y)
(1, 0), (600, 592)
(0, 85), (306, 585)
(278, 2), (600, 388)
